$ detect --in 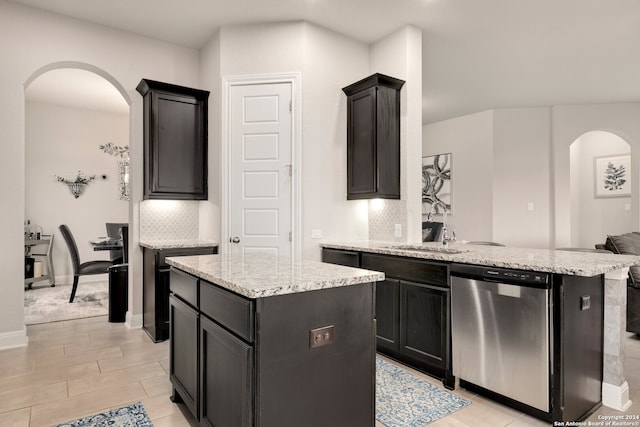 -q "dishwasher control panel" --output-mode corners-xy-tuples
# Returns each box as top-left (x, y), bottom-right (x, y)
(483, 268), (549, 285)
